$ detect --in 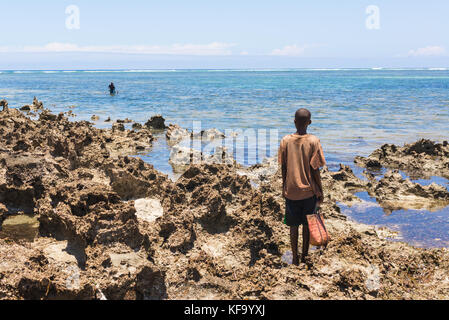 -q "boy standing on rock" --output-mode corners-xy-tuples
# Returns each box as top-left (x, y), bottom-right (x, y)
(278, 108), (326, 265)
